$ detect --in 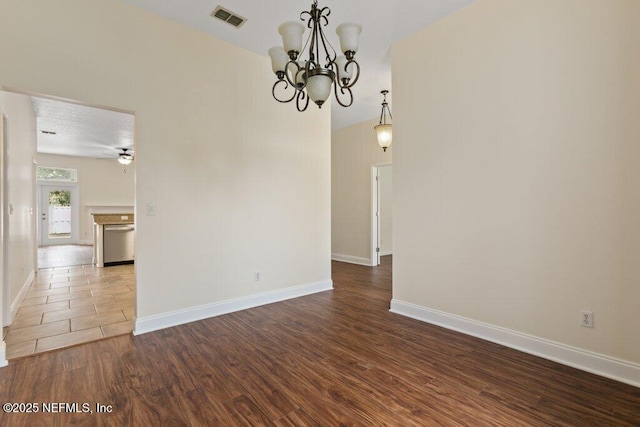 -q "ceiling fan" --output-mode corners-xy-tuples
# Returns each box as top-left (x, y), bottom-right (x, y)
(117, 148), (134, 165)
